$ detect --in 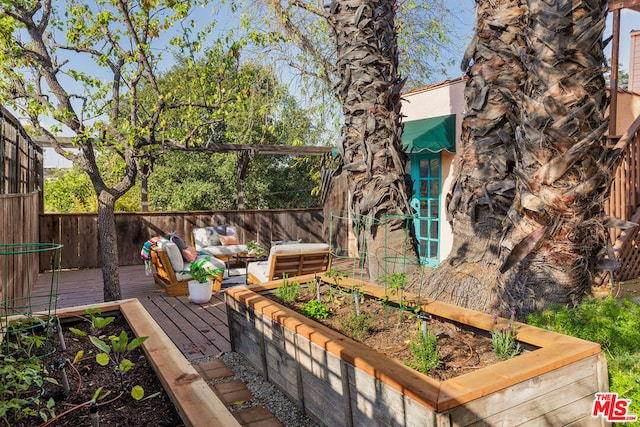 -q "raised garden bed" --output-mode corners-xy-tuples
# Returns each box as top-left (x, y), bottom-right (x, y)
(225, 274), (609, 426)
(4, 299), (240, 427)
